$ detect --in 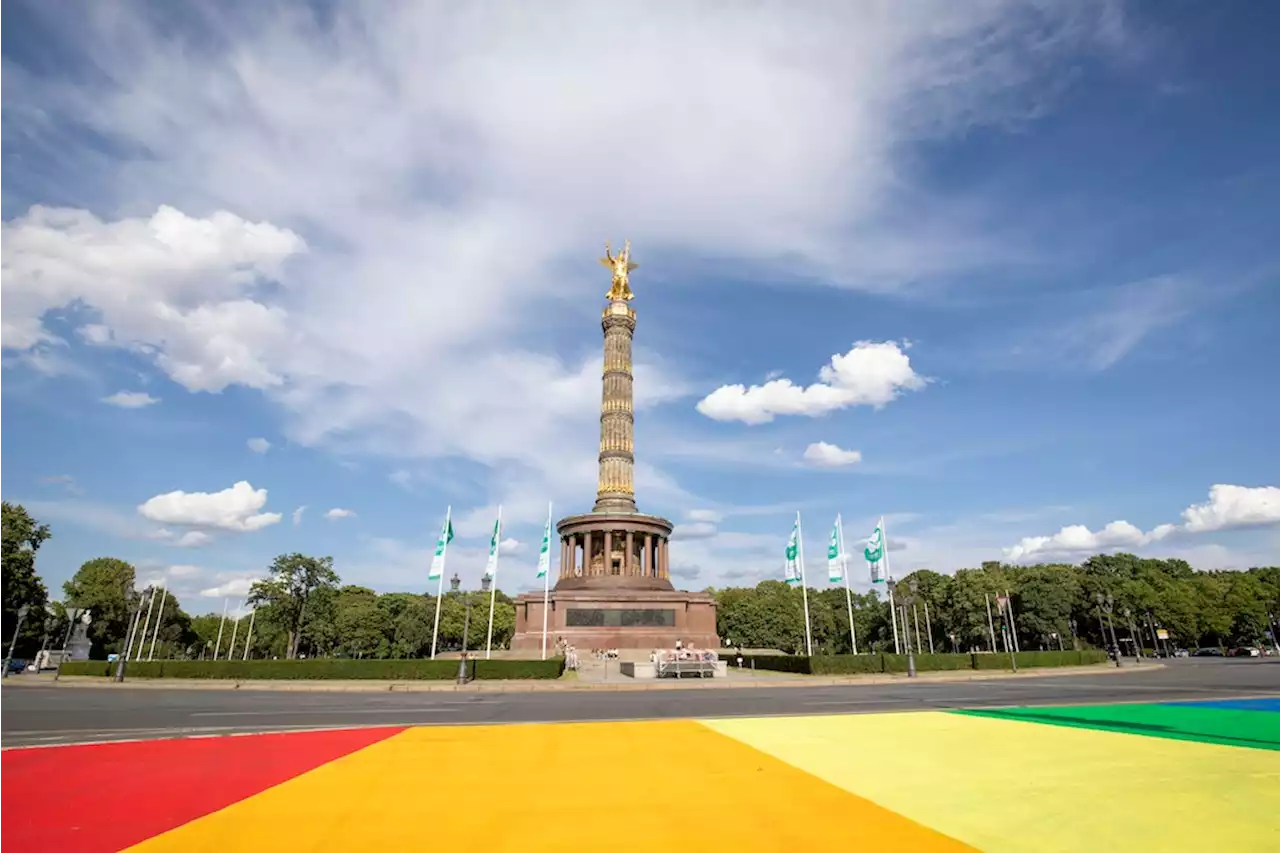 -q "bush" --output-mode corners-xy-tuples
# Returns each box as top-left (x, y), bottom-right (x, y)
(720, 654), (814, 674)
(810, 654), (885, 675)
(58, 657), (565, 680)
(913, 653), (975, 672)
